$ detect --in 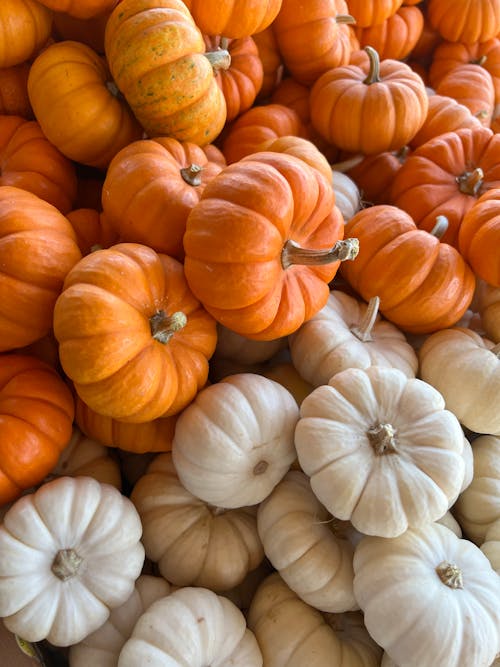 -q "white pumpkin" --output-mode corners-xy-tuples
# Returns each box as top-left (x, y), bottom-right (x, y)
(353, 522), (500, 667)
(69, 575), (172, 667)
(257, 470), (357, 613)
(0, 476), (145, 646)
(172, 373), (299, 508)
(130, 452), (264, 591)
(214, 323), (287, 364)
(331, 170), (362, 221)
(117, 587), (263, 666)
(419, 327), (500, 435)
(294, 367), (465, 537)
(289, 291), (418, 387)
(436, 511), (462, 537)
(247, 572), (382, 667)
(481, 516), (500, 575)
